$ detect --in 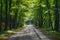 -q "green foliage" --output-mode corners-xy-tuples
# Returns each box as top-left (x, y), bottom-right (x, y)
(0, 0), (60, 40)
